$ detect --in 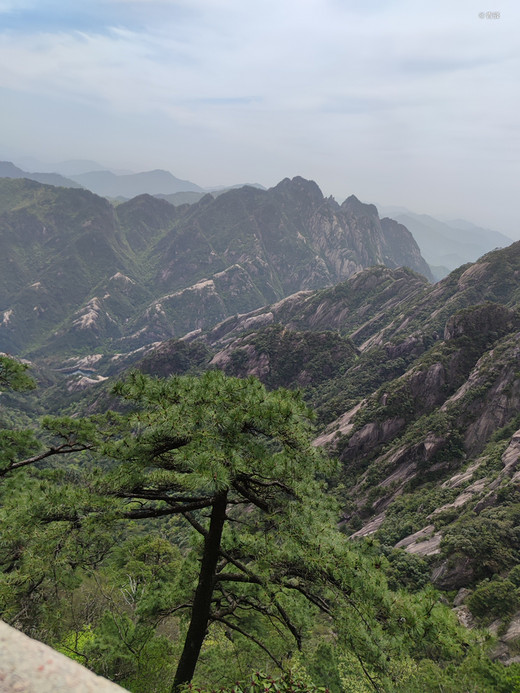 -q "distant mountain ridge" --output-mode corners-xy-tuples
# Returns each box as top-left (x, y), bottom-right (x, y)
(1, 158), (512, 282)
(0, 160), (82, 189)
(0, 176), (431, 356)
(1, 159), (258, 201)
(9, 156), (113, 176)
(155, 183), (266, 207)
(379, 204), (512, 279)
(69, 169), (204, 198)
